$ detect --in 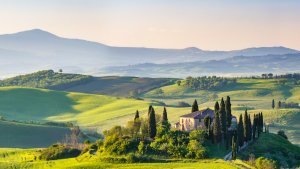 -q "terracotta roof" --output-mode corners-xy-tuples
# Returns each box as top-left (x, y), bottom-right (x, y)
(180, 108), (214, 119)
